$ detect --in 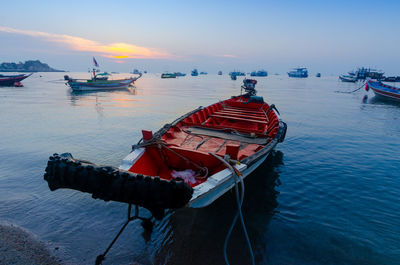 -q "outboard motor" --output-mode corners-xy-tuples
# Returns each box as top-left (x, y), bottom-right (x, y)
(242, 79), (257, 95)
(64, 75), (70, 81)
